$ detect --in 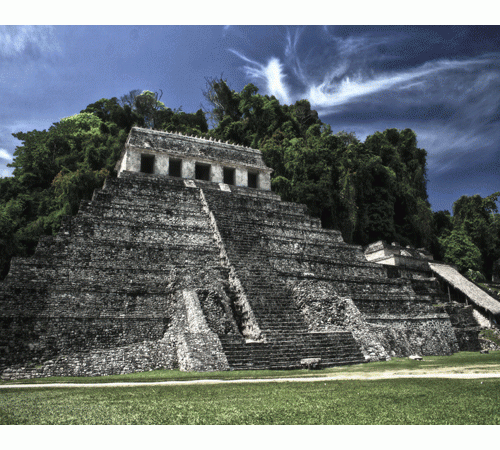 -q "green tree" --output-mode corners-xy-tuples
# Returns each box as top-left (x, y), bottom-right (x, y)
(157, 107), (208, 135)
(452, 192), (500, 279)
(203, 76), (242, 126)
(439, 226), (483, 273)
(363, 128), (432, 248)
(0, 199), (21, 278)
(433, 210), (453, 238)
(82, 97), (140, 132)
(118, 89), (142, 108)
(1, 110), (129, 278)
(52, 167), (109, 216)
(430, 209), (454, 260)
(134, 90), (167, 129)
